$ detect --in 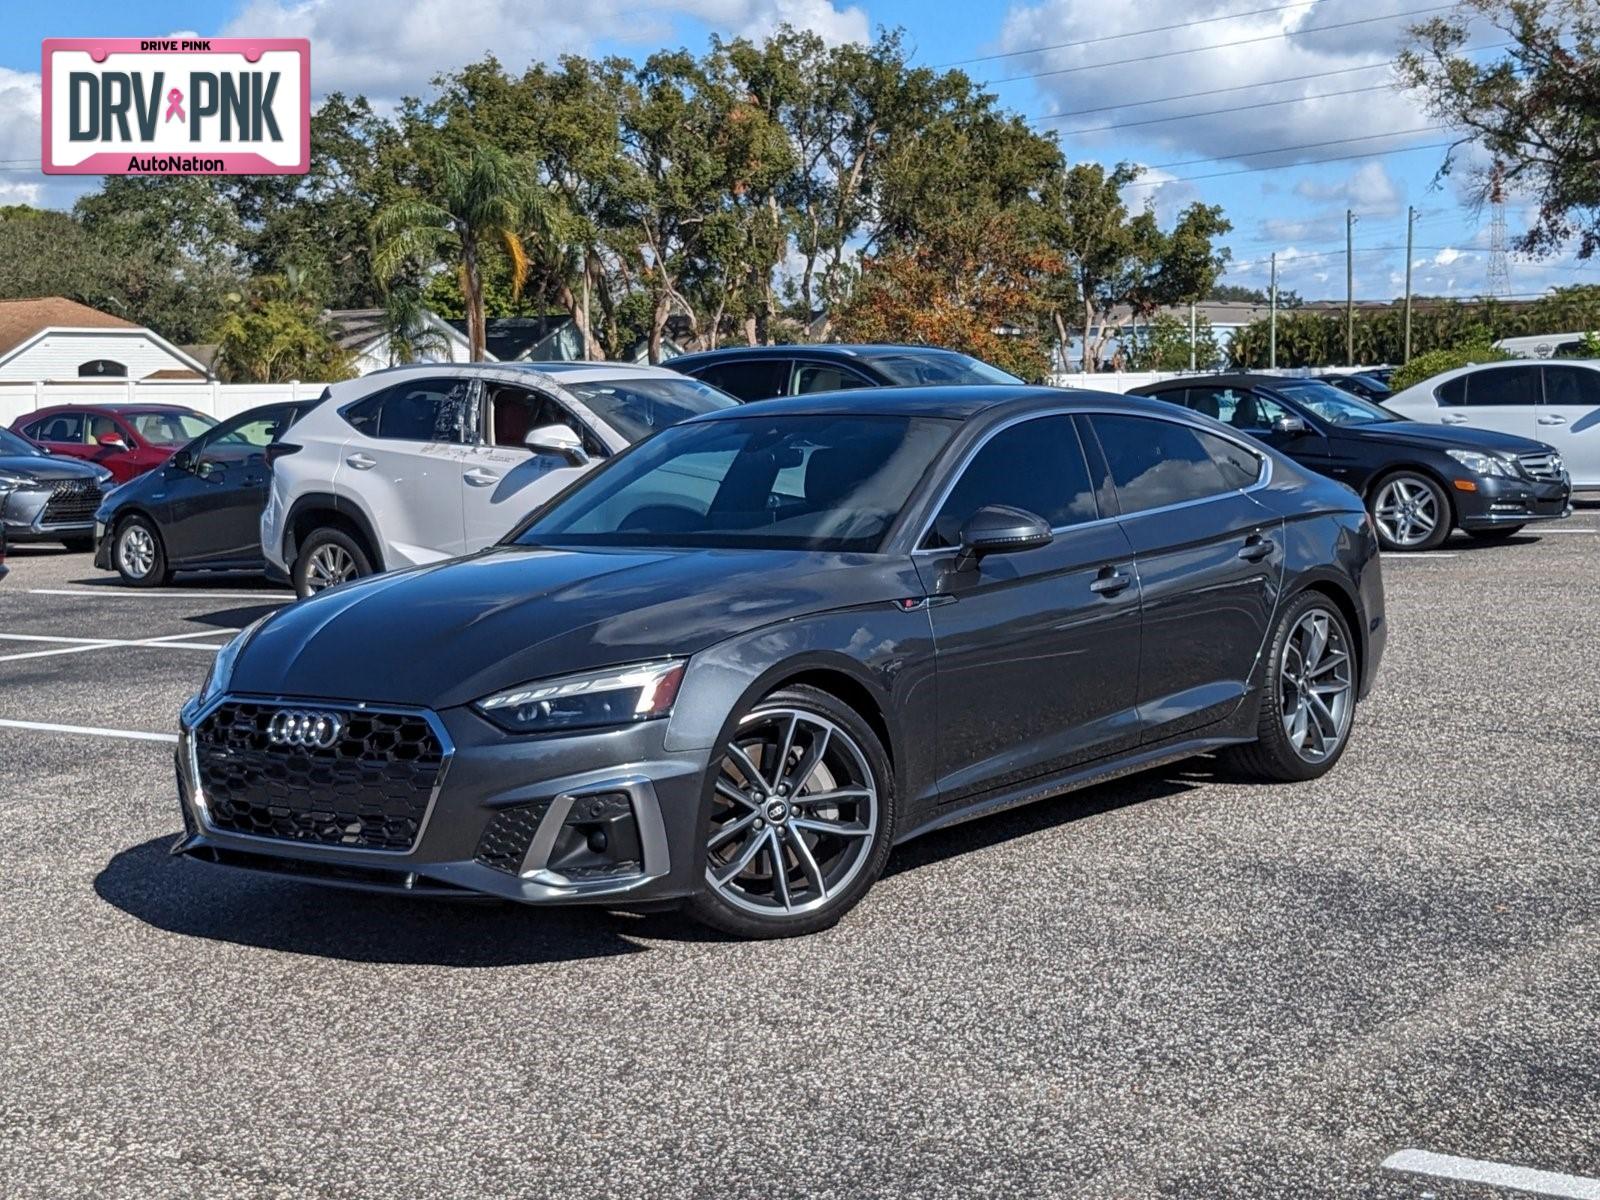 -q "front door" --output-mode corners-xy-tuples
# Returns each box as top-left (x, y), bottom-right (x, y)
(1539, 364), (1600, 487)
(915, 413), (1142, 803)
(1084, 413), (1282, 742)
(164, 408), (286, 564)
(1447, 363), (1541, 442)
